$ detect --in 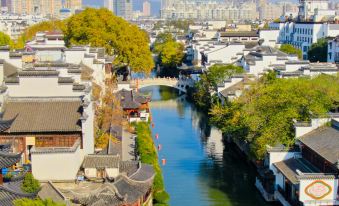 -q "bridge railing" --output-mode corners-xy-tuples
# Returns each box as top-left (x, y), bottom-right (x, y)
(131, 77), (195, 85)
